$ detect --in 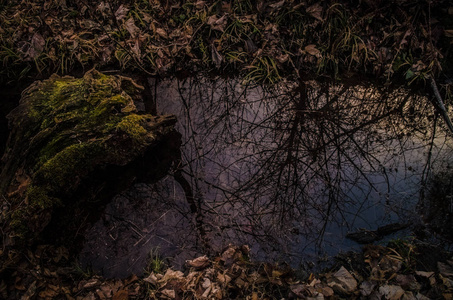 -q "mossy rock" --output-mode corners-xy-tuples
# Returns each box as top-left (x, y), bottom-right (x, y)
(0, 70), (178, 255)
